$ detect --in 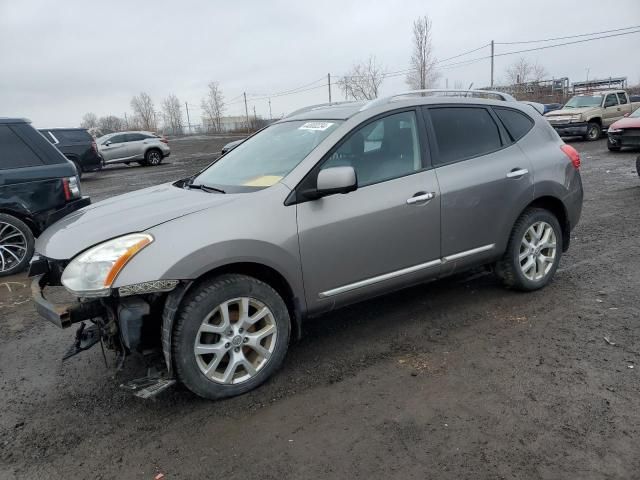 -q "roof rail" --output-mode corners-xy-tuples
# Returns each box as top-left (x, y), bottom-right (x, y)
(360, 89), (518, 111)
(286, 101), (359, 118)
